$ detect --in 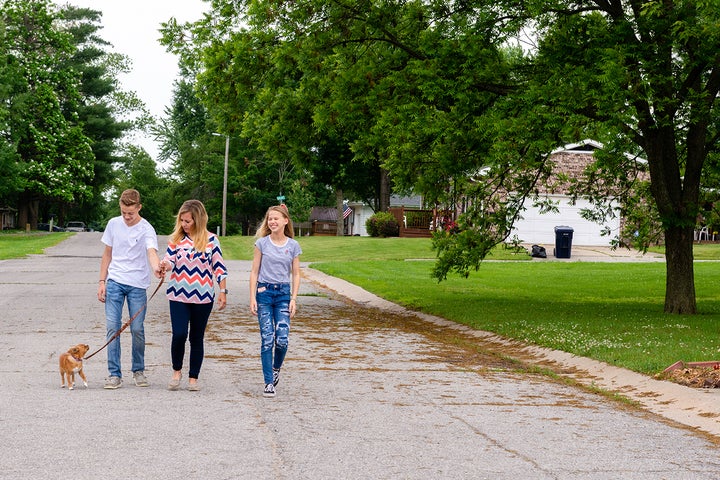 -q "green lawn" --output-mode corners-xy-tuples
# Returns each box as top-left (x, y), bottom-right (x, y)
(0, 231), (72, 259)
(220, 234), (529, 262)
(3, 231), (720, 377)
